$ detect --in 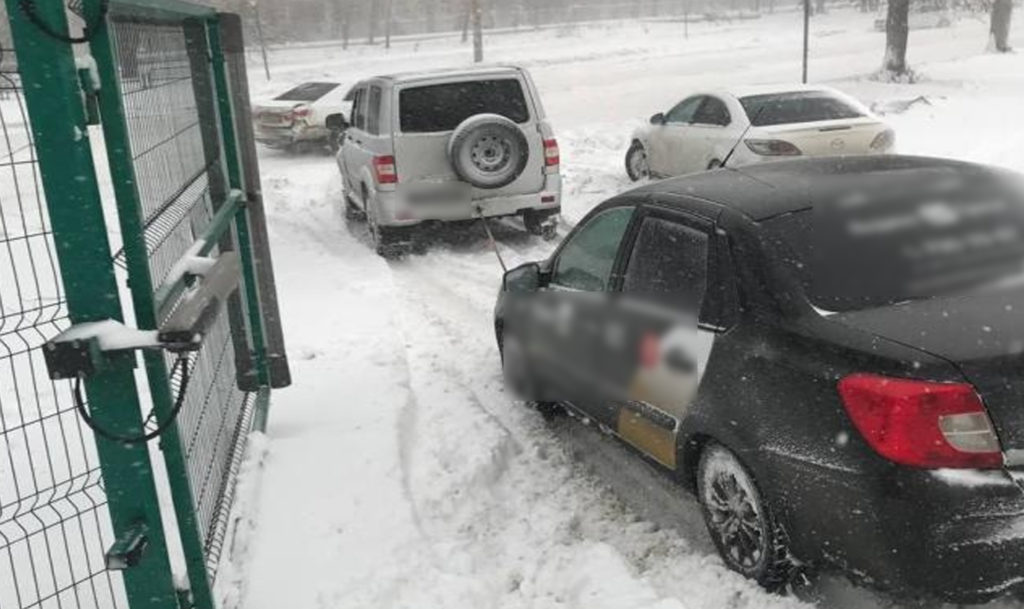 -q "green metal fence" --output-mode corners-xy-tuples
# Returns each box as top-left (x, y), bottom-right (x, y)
(0, 41), (128, 609)
(1, 1), (289, 608)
